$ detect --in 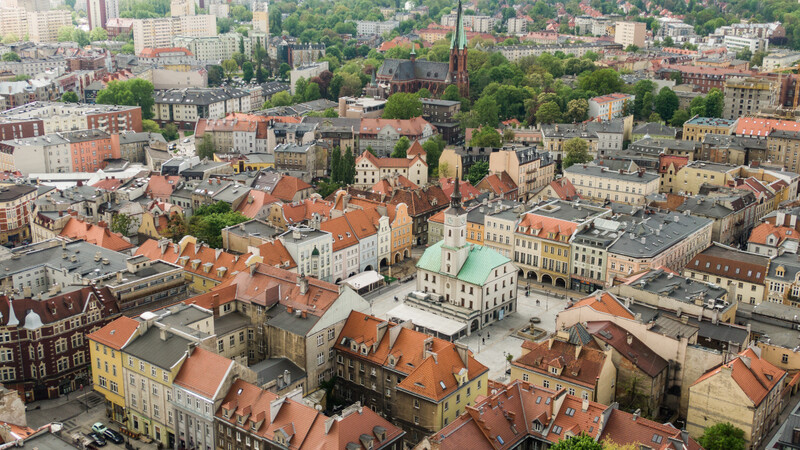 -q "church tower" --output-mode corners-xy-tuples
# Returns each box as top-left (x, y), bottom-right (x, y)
(447, 0), (469, 98)
(442, 173), (469, 277)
